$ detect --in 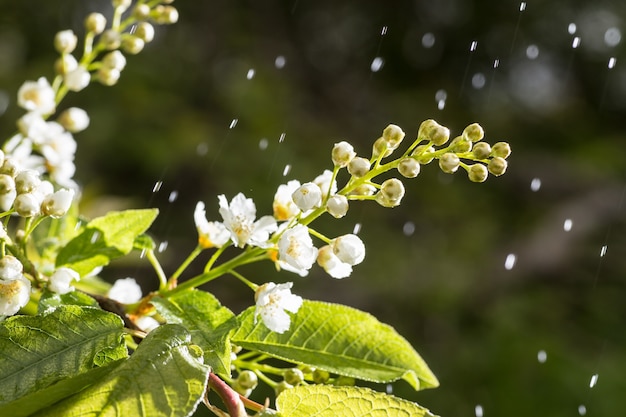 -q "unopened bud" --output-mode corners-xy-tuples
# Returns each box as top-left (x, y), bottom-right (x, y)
(153, 5), (179, 24)
(54, 30), (78, 54)
(380, 178), (405, 204)
(411, 145), (435, 164)
(439, 153), (460, 173)
(462, 123), (484, 142)
(283, 368), (305, 386)
(382, 124), (405, 149)
(121, 36), (145, 55)
(85, 13), (107, 34)
(236, 370), (258, 390)
(98, 67), (121, 86)
(15, 170), (41, 194)
(372, 137), (391, 159)
(14, 193), (40, 217)
(347, 157), (370, 177)
(491, 142), (511, 159)
(0, 175), (15, 194)
(331, 141), (356, 167)
(100, 30), (121, 50)
(292, 183), (322, 211)
(488, 157), (508, 176)
(326, 194), (348, 218)
(112, 0), (132, 12)
(468, 164), (488, 182)
(41, 189), (74, 218)
(449, 136), (472, 153)
(134, 22), (155, 43)
(58, 107), (90, 133)
(397, 157), (420, 178)
(133, 4), (151, 20)
(54, 54), (79, 75)
(102, 50), (127, 71)
(472, 142), (491, 160)
(418, 119), (450, 146)
(65, 66), (91, 92)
